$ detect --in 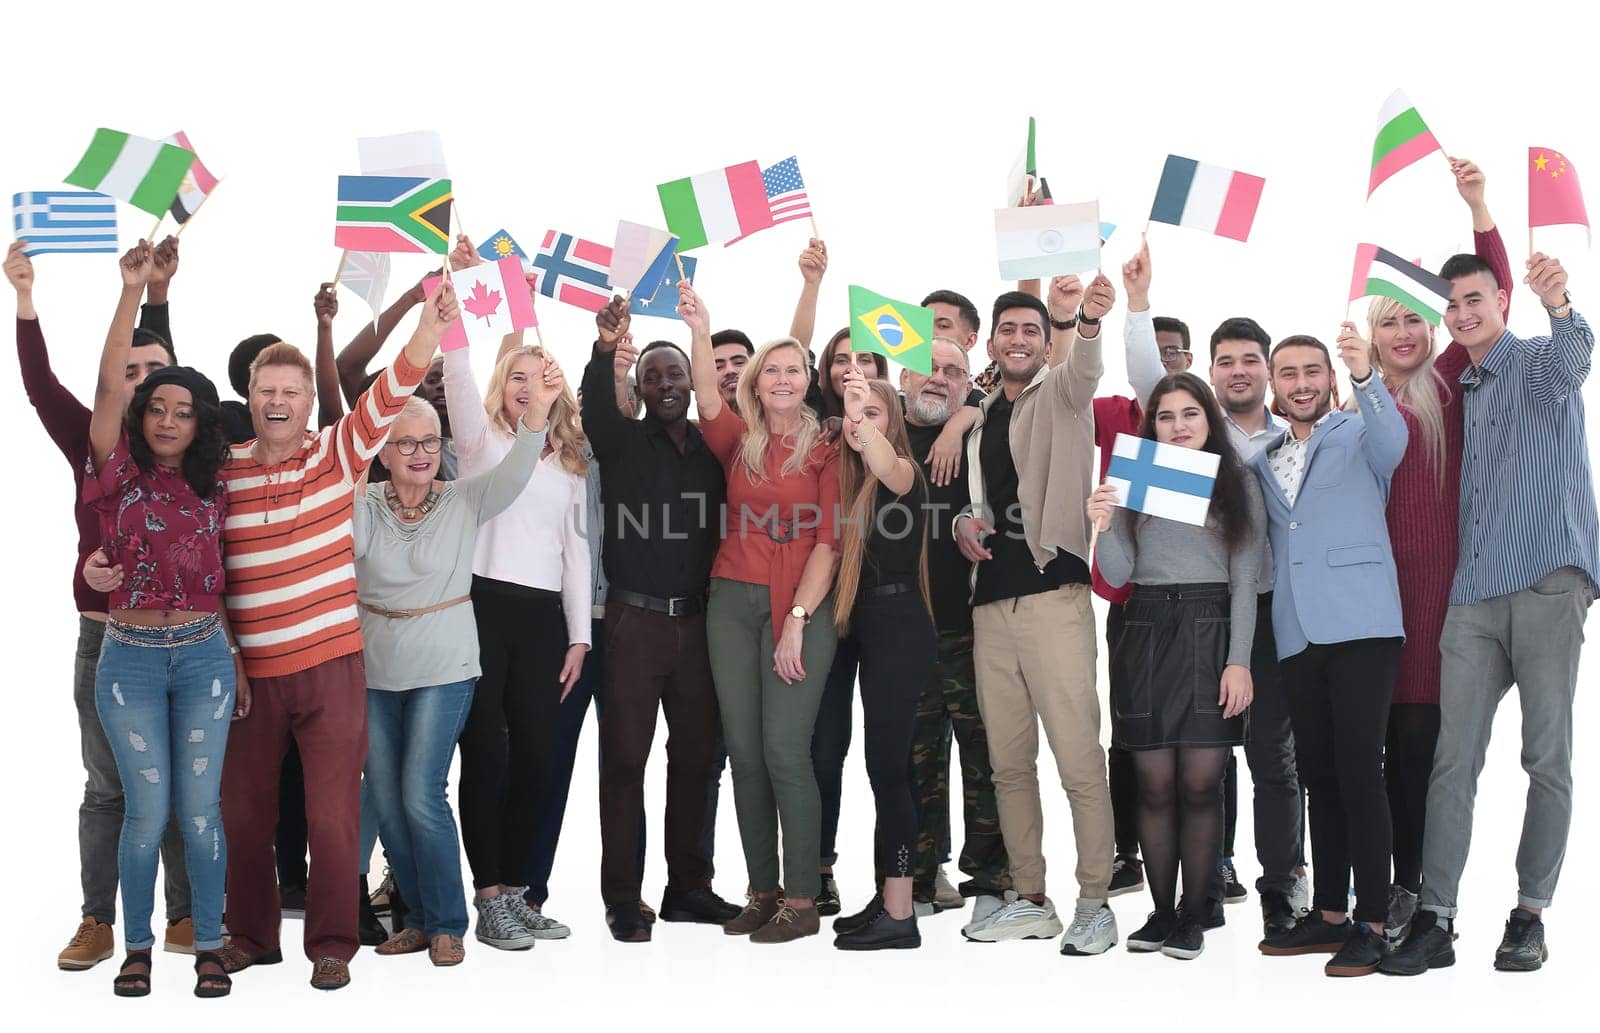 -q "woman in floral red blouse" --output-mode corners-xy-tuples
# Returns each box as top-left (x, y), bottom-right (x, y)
(84, 242), (242, 999)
